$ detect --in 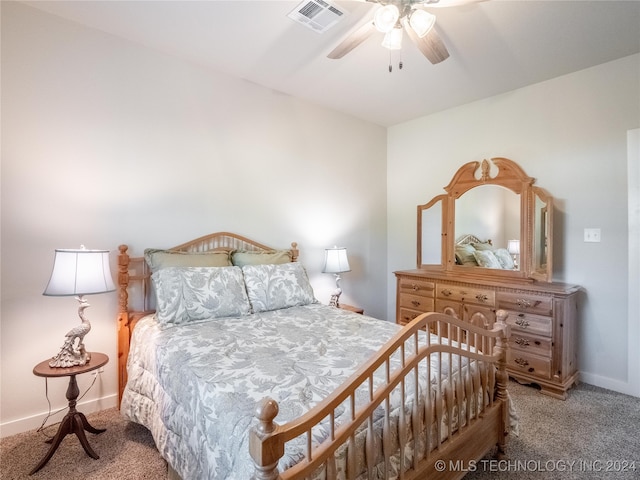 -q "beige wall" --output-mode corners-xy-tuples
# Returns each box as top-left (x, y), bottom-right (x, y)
(387, 53), (640, 395)
(0, 3), (387, 435)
